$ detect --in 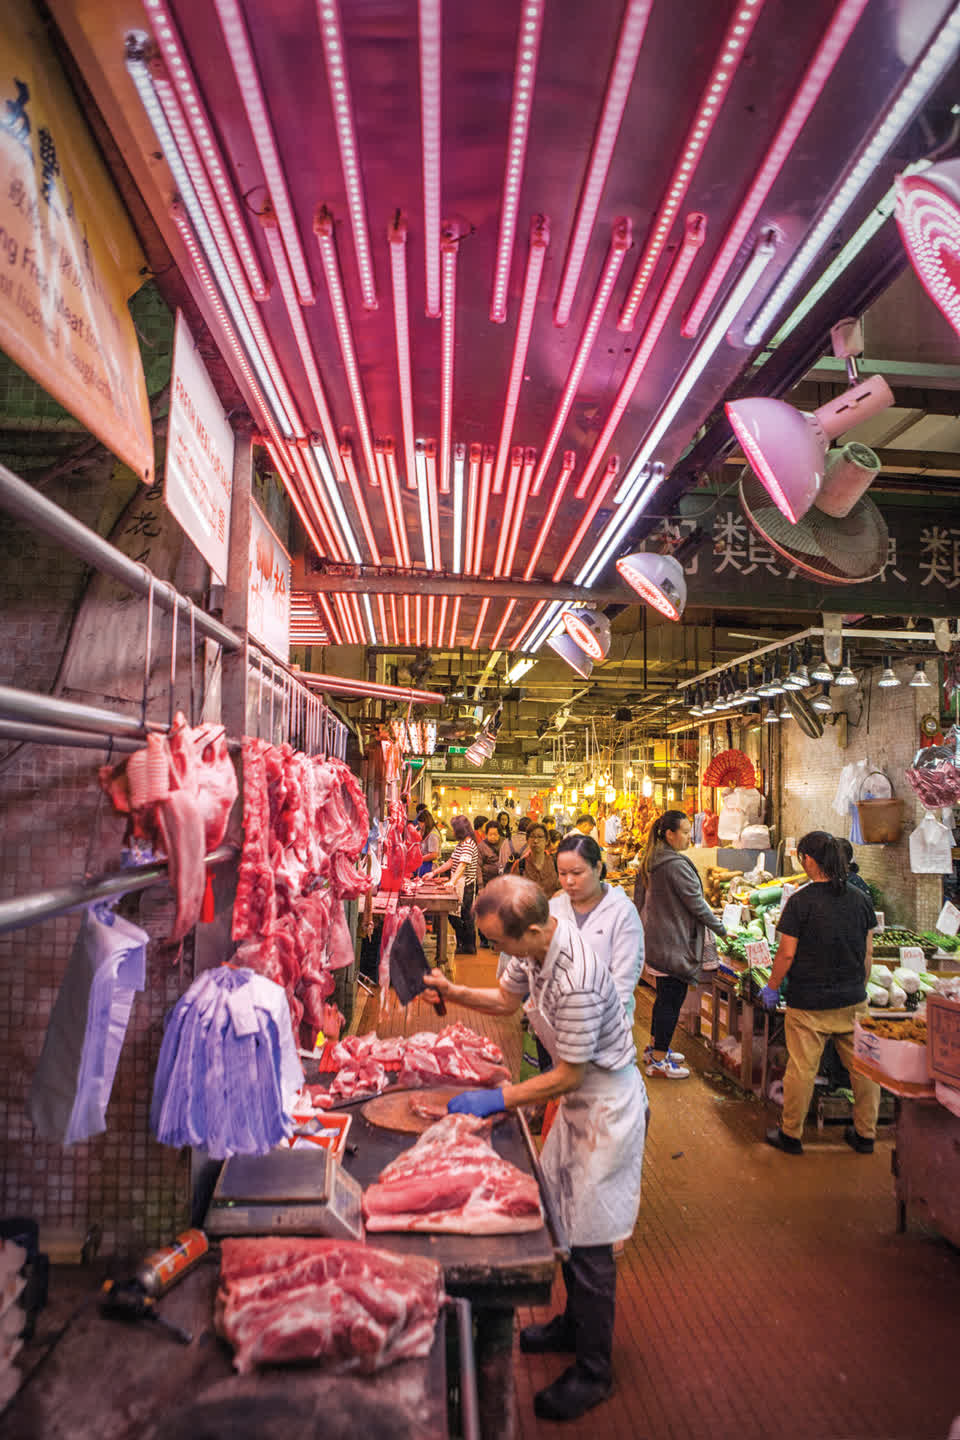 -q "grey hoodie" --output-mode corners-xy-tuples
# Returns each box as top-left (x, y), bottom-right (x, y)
(633, 844), (725, 982)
